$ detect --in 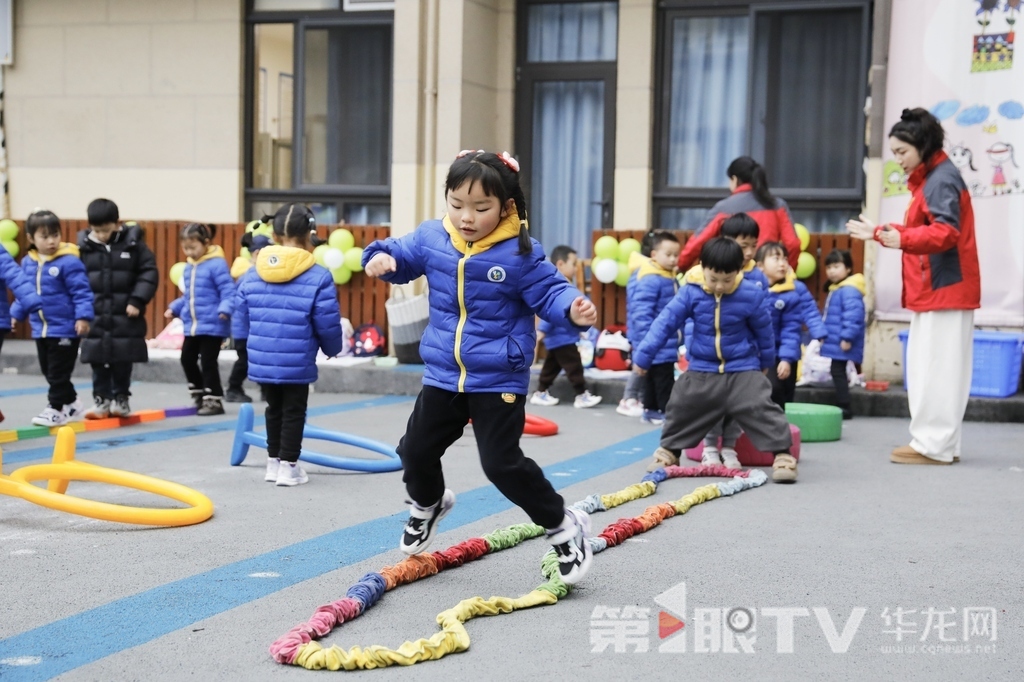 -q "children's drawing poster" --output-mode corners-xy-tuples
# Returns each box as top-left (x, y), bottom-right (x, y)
(876, 0), (1024, 327)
